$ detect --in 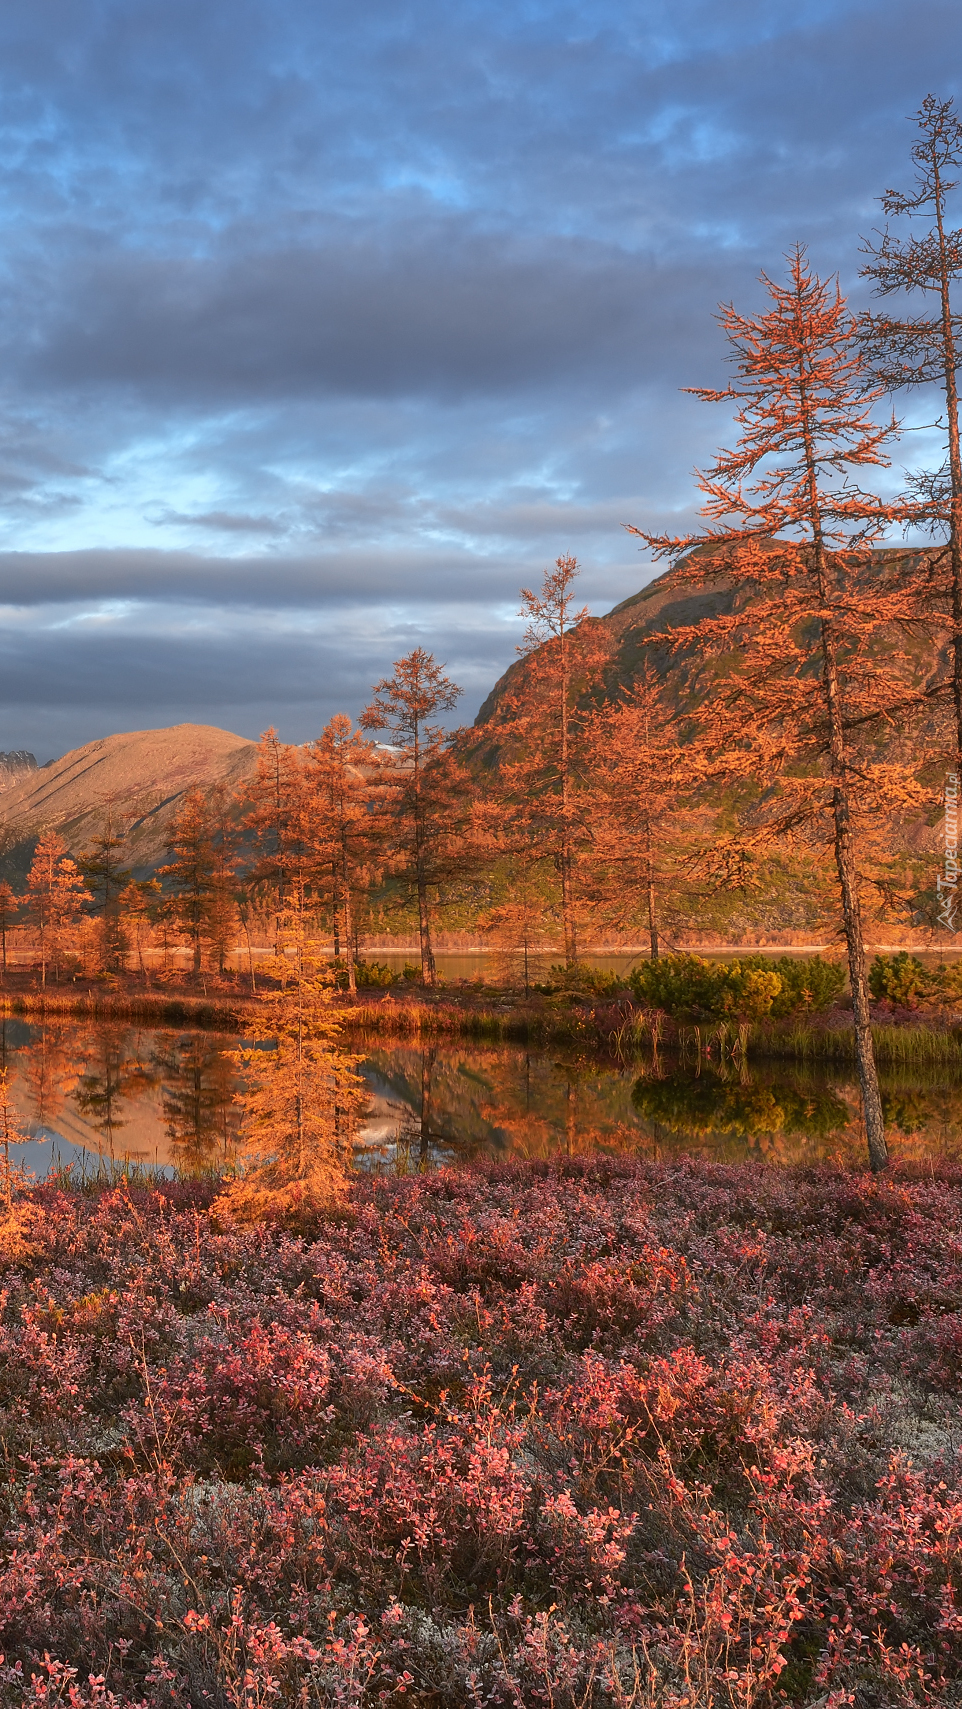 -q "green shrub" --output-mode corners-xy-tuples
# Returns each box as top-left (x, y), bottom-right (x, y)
(541, 962), (625, 997)
(354, 959), (396, 989)
(868, 951), (931, 1009)
(629, 954), (737, 1021)
(740, 954), (846, 1017)
(401, 962), (424, 984)
(630, 952), (846, 1023)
